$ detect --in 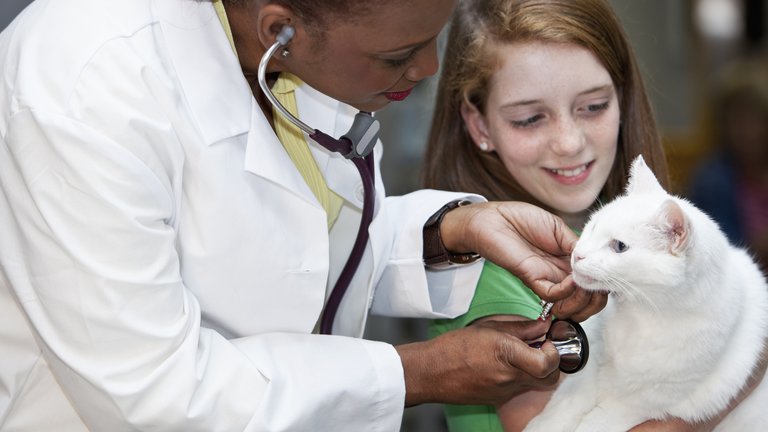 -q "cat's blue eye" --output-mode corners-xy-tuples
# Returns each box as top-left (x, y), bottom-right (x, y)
(610, 239), (629, 253)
